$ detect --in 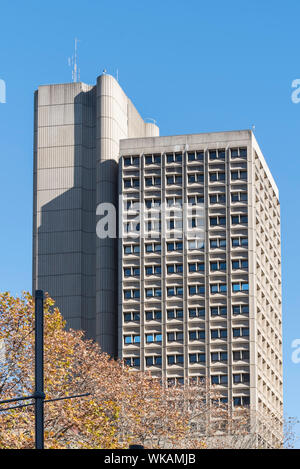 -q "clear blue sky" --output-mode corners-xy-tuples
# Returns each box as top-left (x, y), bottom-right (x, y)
(0, 0), (299, 445)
